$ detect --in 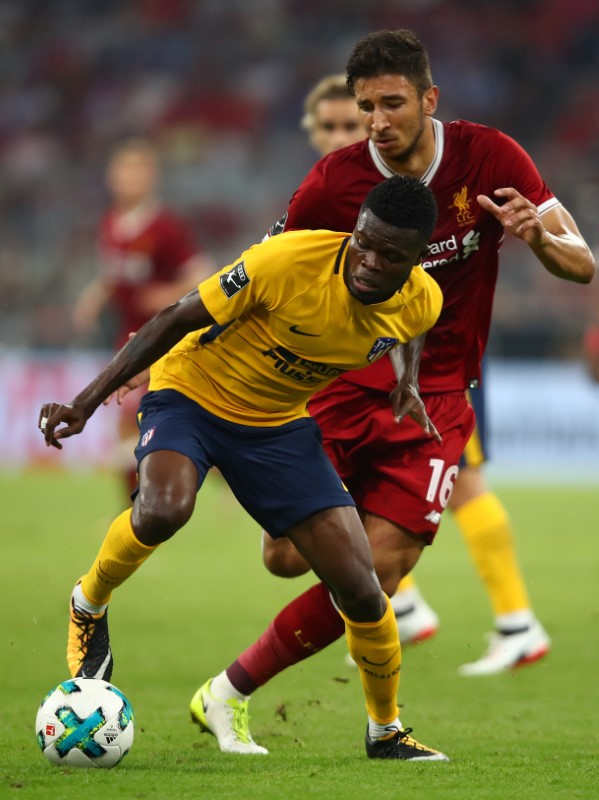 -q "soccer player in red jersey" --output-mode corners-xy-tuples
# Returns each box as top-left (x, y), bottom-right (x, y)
(263, 64), (557, 657)
(260, 30), (596, 674)
(263, 73), (440, 644)
(72, 138), (214, 498)
(192, 29), (594, 757)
